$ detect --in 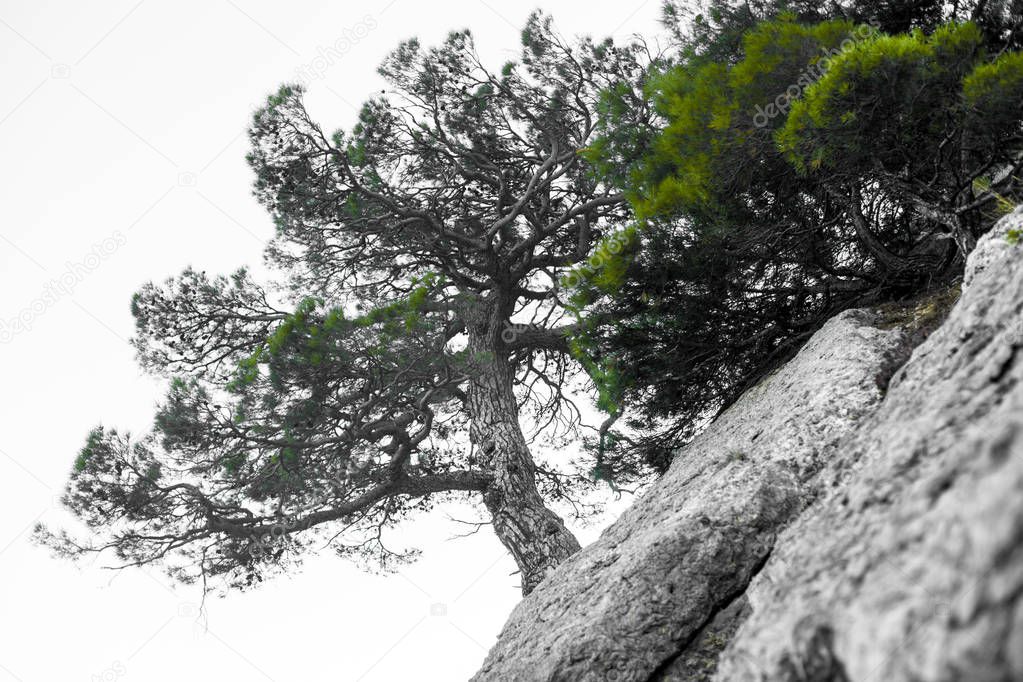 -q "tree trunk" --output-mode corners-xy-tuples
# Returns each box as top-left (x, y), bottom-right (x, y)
(465, 322), (581, 596)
